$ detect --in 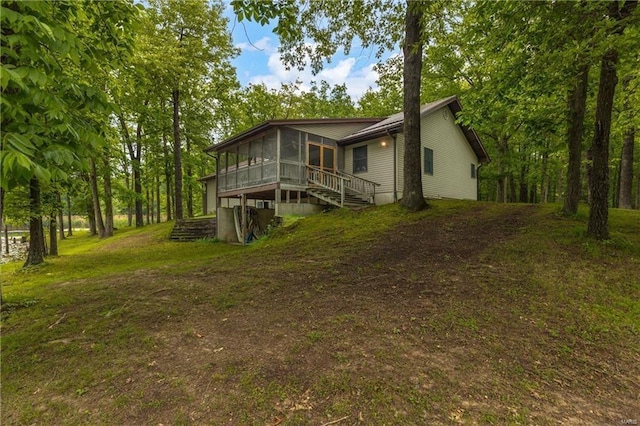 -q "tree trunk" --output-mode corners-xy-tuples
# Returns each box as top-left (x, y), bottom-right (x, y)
(103, 148), (114, 236)
(66, 193), (73, 237)
(563, 63), (589, 215)
(156, 174), (161, 223)
(83, 174), (97, 236)
(57, 191), (65, 240)
(90, 158), (106, 238)
(162, 103), (173, 221)
(186, 135), (194, 218)
(636, 163), (640, 209)
(125, 171), (132, 227)
(588, 49), (617, 239)
(164, 138), (173, 221)
(146, 187), (151, 225)
(119, 114), (143, 228)
(587, 0), (636, 239)
(541, 145), (549, 203)
(519, 165), (528, 203)
(613, 159), (621, 208)
(618, 78), (635, 210)
(49, 215), (58, 256)
(25, 178), (45, 267)
(173, 88), (184, 220)
(150, 183), (155, 224)
(399, 0), (427, 212)
(133, 124), (144, 228)
(509, 173), (517, 203)
(0, 186), (4, 255)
